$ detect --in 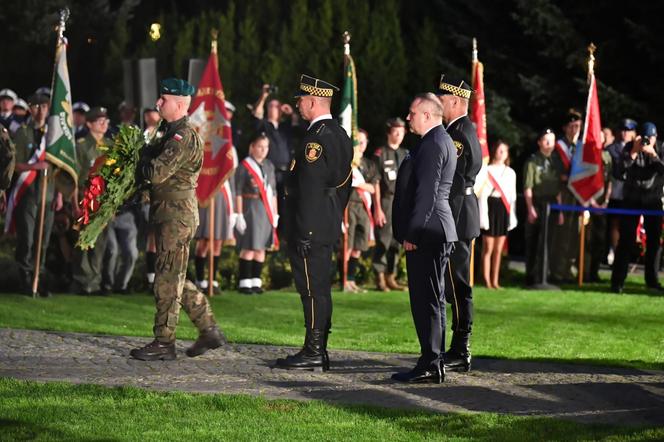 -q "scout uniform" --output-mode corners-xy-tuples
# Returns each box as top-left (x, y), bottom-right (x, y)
(372, 120), (408, 290)
(236, 155), (278, 293)
(275, 74), (353, 372)
(346, 155), (378, 289)
(130, 78), (225, 361)
(435, 77), (483, 373)
(523, 135), (564, 286)
(551, 110), (583, 282)
(69, 107), (113, 294)
(10, 94), (56, 293)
